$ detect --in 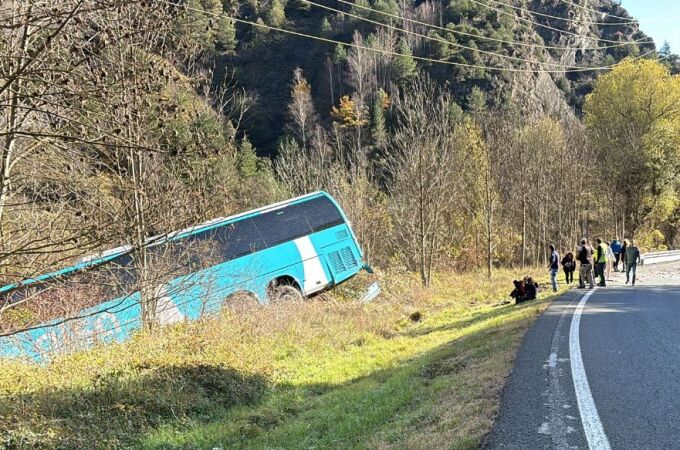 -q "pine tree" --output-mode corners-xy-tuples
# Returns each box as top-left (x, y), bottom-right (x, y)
(320, 17), (332, 37)
(333, 44), (347, 64)
(351, 0), (371, 20)
(216, 17), (237, 53)
(391, 39), (417, 84)
(466, 86), (487, 115)
(370, 89), (389, 146)
(237, 137), (259, 178)
(266, 0), (286, 27)
(371, 0), (399, 18)
(660, 40), (672, 58)
(449, 100), (464, 123)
